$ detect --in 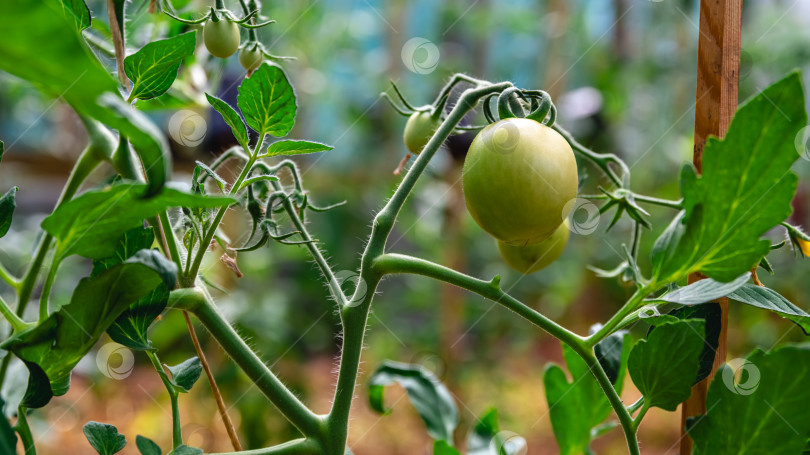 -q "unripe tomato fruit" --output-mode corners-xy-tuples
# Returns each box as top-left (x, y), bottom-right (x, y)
(497, 219), (570, 273)
(462, 118), (578, 245)
(403, 110), (439, 154)
(203, 18), (240, 58)
(239, 46), (263, 72)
